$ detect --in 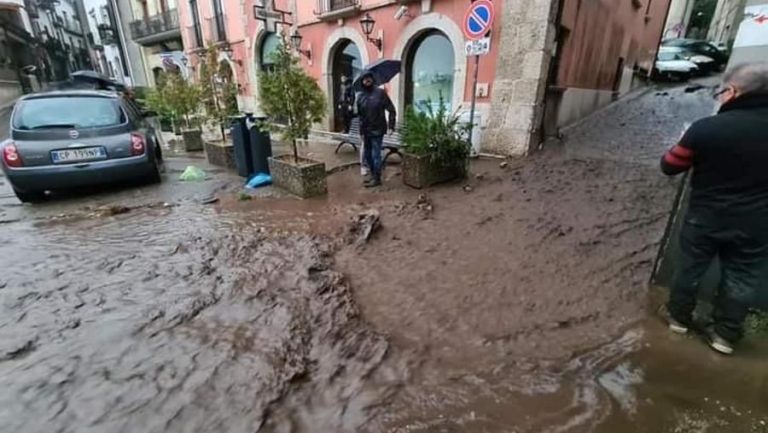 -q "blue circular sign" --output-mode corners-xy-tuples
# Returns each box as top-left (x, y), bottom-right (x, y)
(463, 1), (495, 40)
